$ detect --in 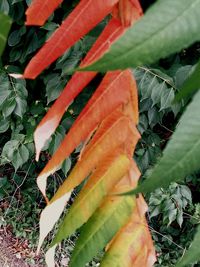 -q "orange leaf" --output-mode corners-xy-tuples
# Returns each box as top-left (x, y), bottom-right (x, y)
(50, 153), (131, 245)
(118, 0), (142, 27)
(24, 0), (119, 79)
(36, 70), (139, 199)
(36, 115), (139, 252)
(112, 0), (143, 27)
(34, 17), (126, 160)
(49, 112), (140, 203)
(25, 0), (64, 26)
(101, 195), (156, 267)
(129, 0), (143, 15)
